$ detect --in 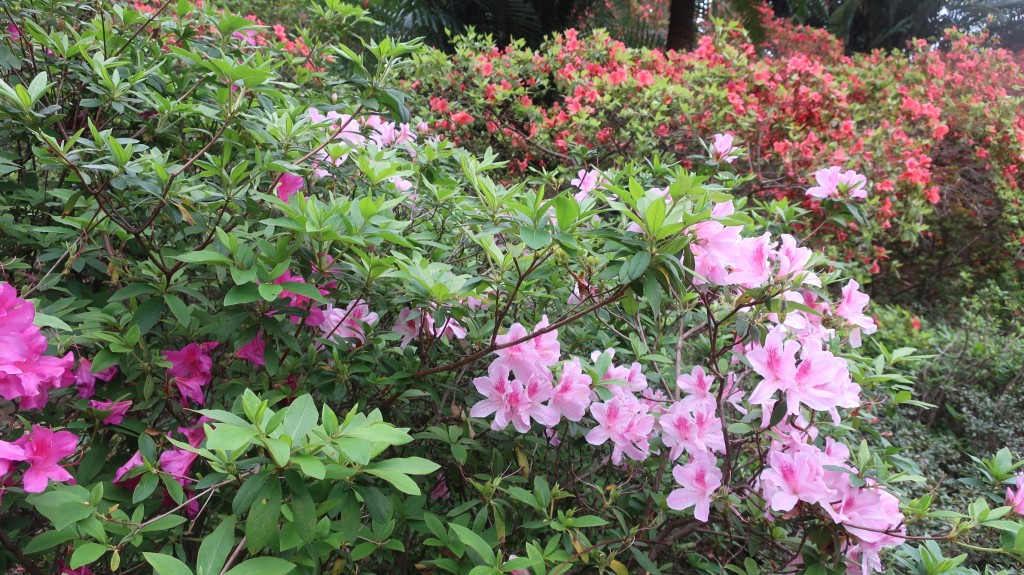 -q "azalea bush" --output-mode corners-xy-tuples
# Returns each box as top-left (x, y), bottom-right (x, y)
(403, 18), (1024, 297)
(2, 1), (1024, 575)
